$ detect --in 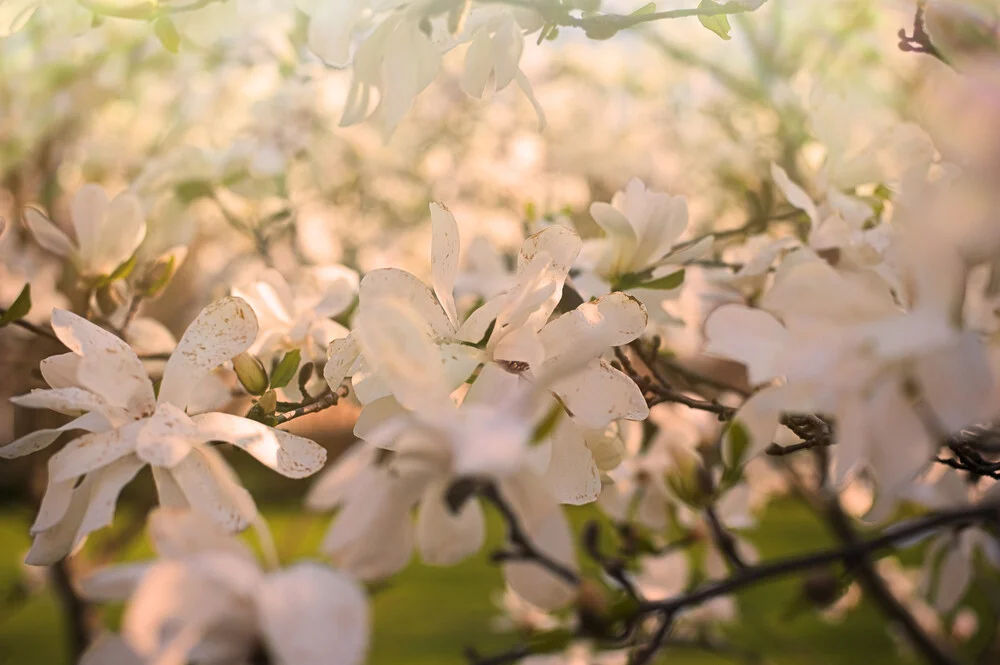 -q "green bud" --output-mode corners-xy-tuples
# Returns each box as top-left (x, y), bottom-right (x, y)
(257, 389), (278, 415)
(233, 352), (269, 396)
